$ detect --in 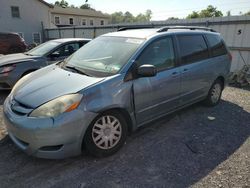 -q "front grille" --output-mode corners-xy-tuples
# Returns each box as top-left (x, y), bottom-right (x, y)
(39, 145), (63, 152)
(10, 99), (33, 115)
